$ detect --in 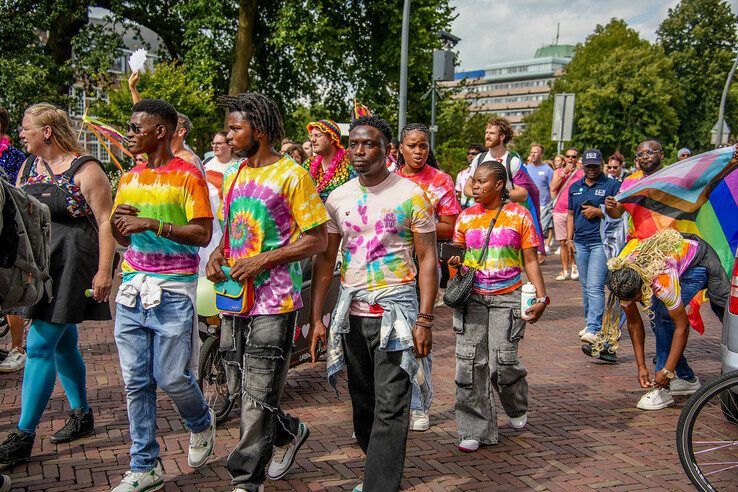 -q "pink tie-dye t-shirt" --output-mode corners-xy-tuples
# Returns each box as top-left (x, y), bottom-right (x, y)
(325, 173), (436, 316)
(398, 164), (461, 217)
